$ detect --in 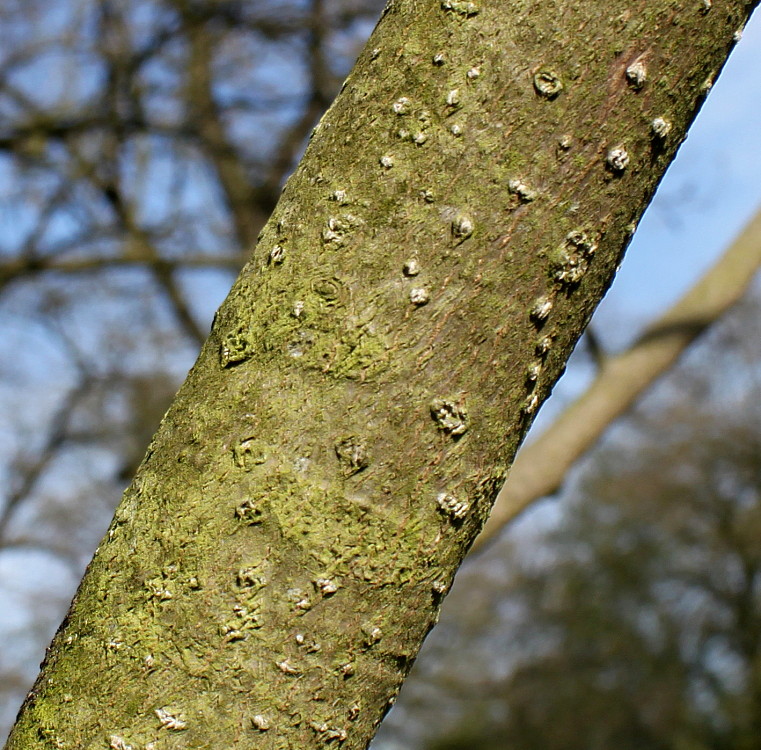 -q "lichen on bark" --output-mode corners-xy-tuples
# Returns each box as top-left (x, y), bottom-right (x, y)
(6, 0), (757, 748)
